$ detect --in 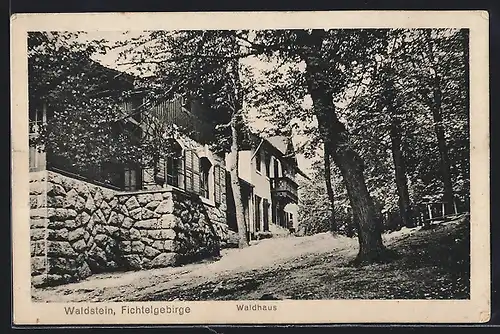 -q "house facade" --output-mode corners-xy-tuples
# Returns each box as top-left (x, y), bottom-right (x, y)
(226, 135), (306, 240)
(28, 57), (306, 287)
(28, 61), (234, 287)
